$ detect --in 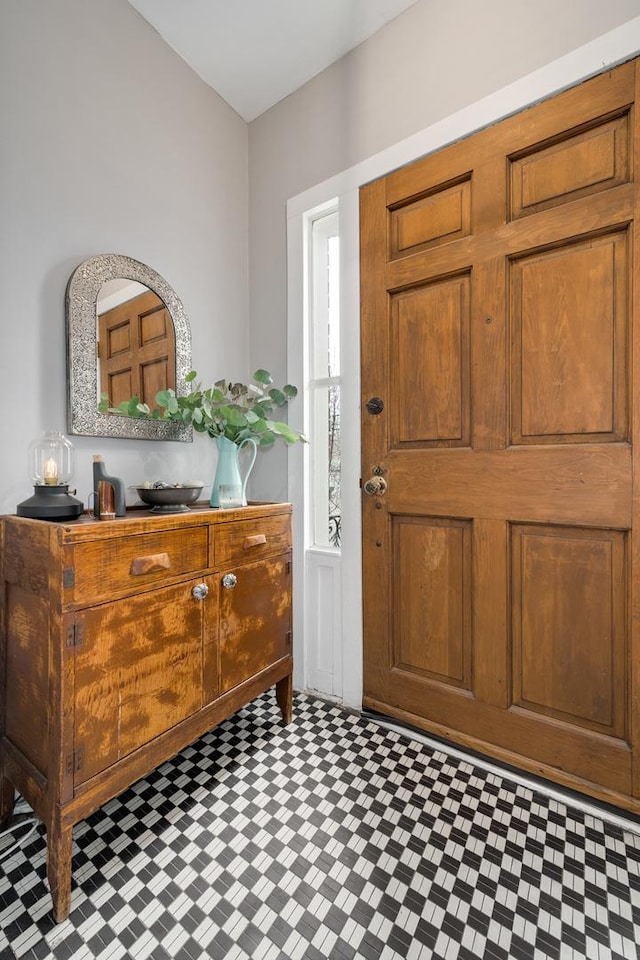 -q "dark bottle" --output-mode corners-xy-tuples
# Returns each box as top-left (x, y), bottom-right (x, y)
(92, 455), (126, 517)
